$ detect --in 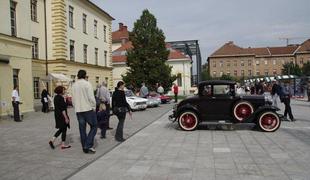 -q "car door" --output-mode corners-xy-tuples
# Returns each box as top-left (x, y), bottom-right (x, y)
(205, 85), (235, 121)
